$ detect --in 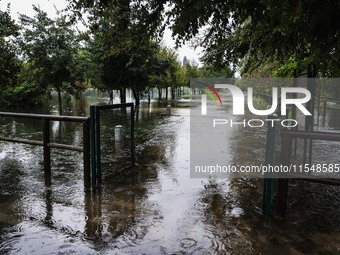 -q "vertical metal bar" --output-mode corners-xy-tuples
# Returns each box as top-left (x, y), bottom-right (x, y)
(43, 119), (51, 186)
(308, 138), (313, 166)
(44, 189), (53, 227)
(275, 132), (291, 218)
(263, 114), (277, 218)
(131, 104), (135, 165)
(275, 178), (289, 218)
(307, 75), (316, 165)
(303, 138), (308, 166)
(293, 136), (297, 158)
(323, 100), (326, 126)
(95, 107), (101, 184)
(84, 191), (94, 237)
(317, 98), (320, 127)
(90, 106), (96, 186)
(83, 118), (91, 189)
(292, 73), (298, 159)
